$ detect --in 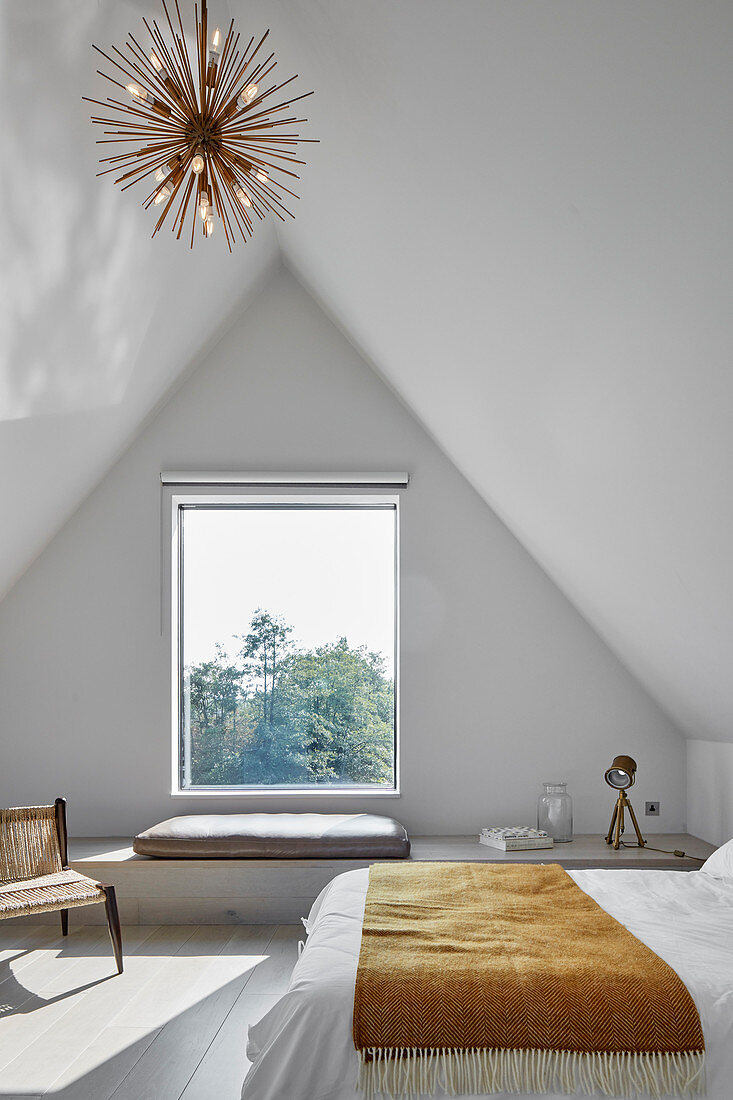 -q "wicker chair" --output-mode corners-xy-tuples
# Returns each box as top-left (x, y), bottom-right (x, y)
(0, 799), (122, 974)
